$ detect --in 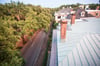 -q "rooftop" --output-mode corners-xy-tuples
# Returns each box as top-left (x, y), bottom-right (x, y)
(55, 8), (72, 14)
(50, 17), (100, 66)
